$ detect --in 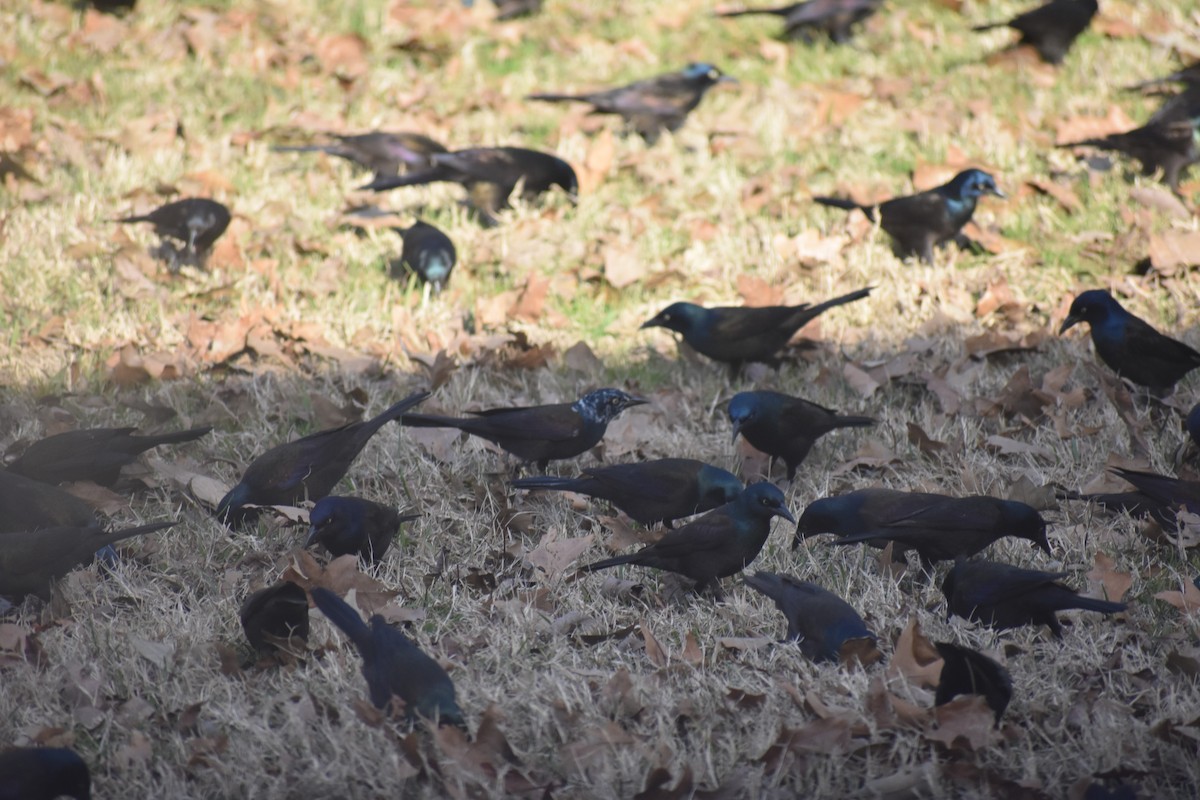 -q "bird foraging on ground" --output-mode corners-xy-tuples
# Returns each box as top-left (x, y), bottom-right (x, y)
(402, 389), (646, 471)
(934, 641), (1013, 725)
(578, 482), (793, 598)
(512, 458), (742, 528)
(814, 170), (1004, 264)
(0, 747), (91, 800)
(742, 571), (876, 663)
(972, 0), (1097, 65)
(361, 147), (577, 226)
(717, 0), (882, 43)
(1059, 289), (1200, 394)
(311, 587), (465, 727)
(273, 131), (446, 181)
(306, 496), (419, 564)
(1058, 115), (1199, 192)
(115, 197), (231, 263)
(728, 390), (873, 481)
(241, 581), (310, 654)
(528, 63), (735, 140)
(641, 287), (871, 375)
(216, 392), (429, 529)
(8, 425), (212, 487)
(391, 220), (456, 294)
